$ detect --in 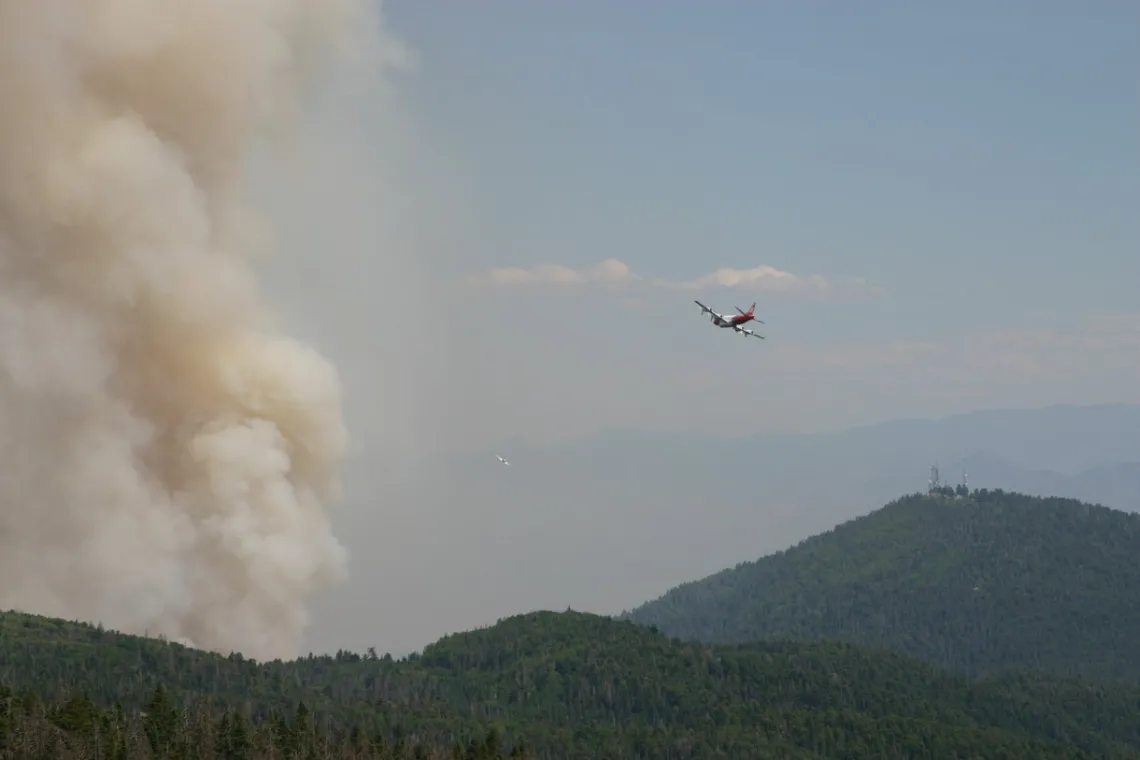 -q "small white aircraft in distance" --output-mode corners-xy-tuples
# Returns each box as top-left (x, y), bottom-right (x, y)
(693, 300), (765, 339)
(495, 454), (511, 466)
